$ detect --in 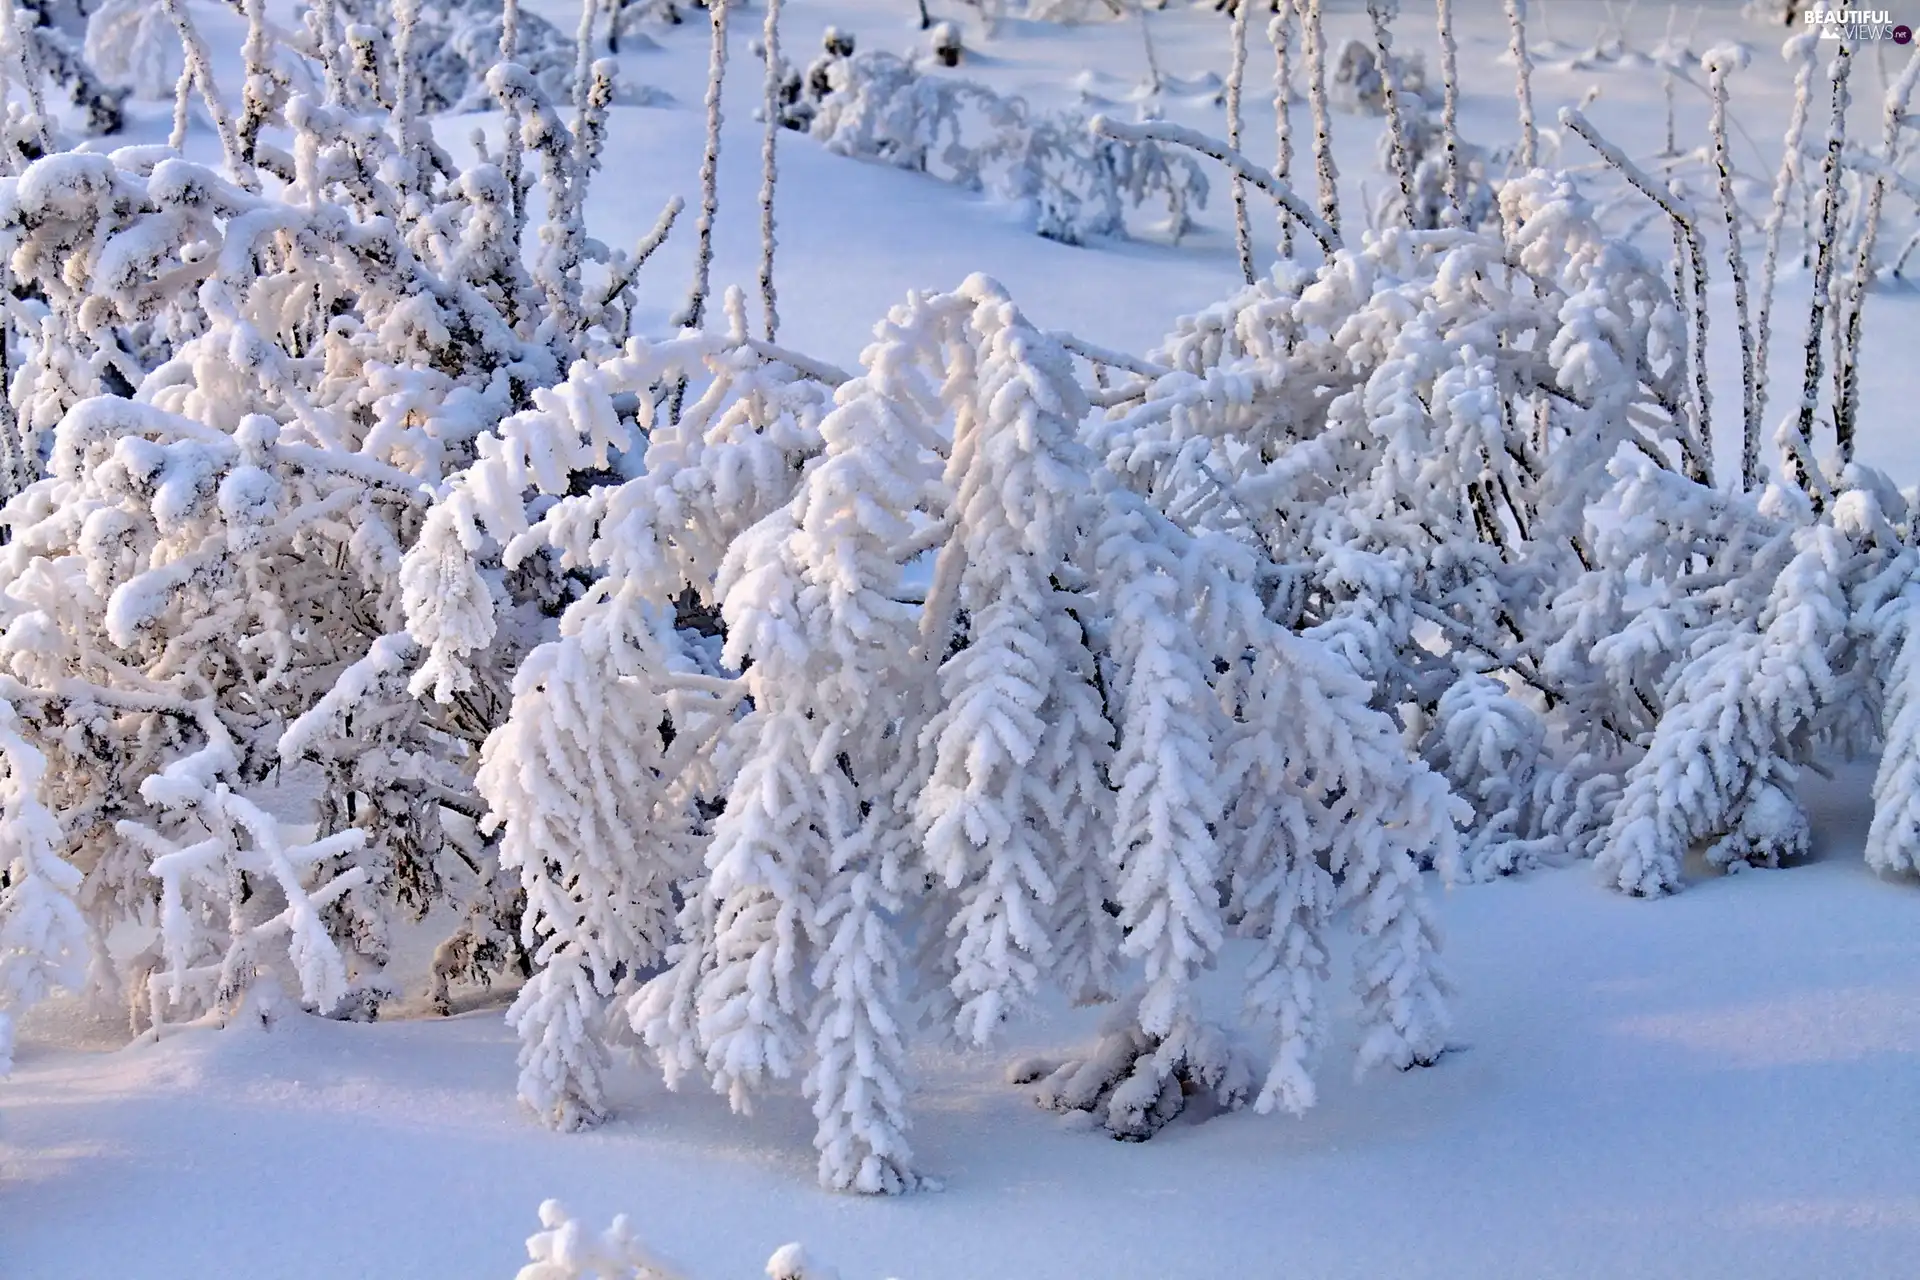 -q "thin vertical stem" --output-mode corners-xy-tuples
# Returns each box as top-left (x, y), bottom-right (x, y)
(1798, 44), (1851, 468)
(160, 0), (249, 185)
(1270, 7), (1295, 258)
(1756, 35), (1817, 432)
(1226, 0), (1253, 283)
(1138, 0), (1164, 96)
(759, 0), (784, 339)
(503, 0), (526, 237)
(683, 0), (730, 332)
(1705, 49), (1758, 489)
(1835, 47), (1918, 456)
(1367, 0), (1414, 230)
(1435, 0), (1462, 225)
(1503, 0), (1536, 170)
(1302, 0), (1338, 238)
